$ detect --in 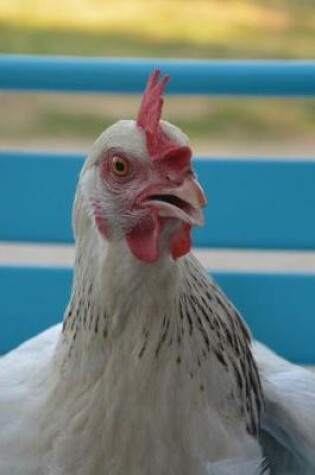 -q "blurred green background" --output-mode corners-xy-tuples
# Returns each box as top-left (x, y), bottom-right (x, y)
(0, 0), (314, 155)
